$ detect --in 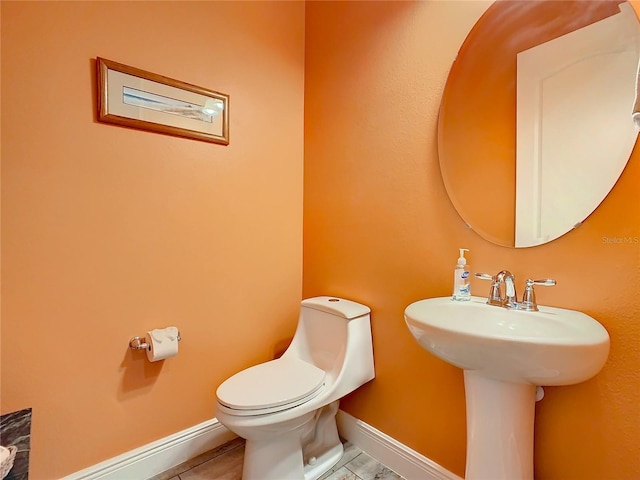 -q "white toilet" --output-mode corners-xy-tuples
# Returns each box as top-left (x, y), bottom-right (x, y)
(215, 296), (375, 480)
